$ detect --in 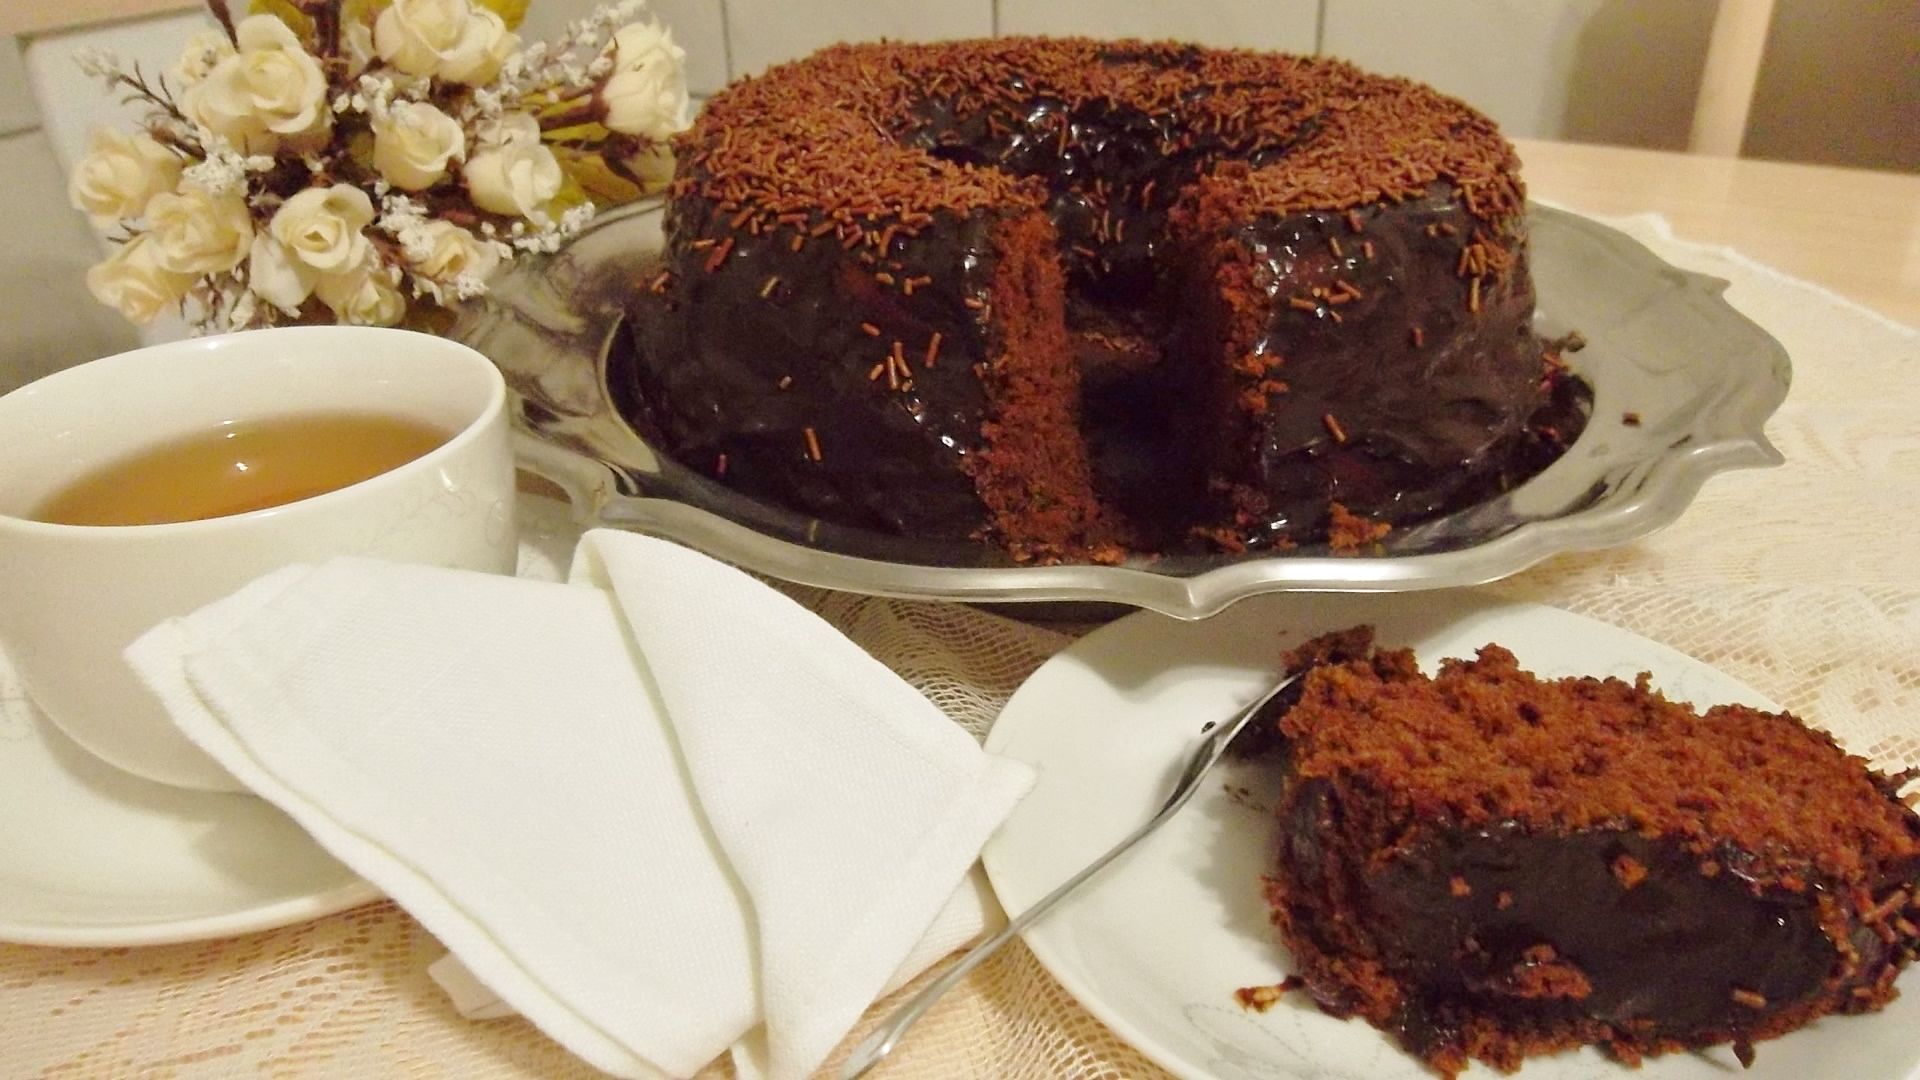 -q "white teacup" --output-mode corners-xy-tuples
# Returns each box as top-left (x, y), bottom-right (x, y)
(0, 326), (516, 791)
